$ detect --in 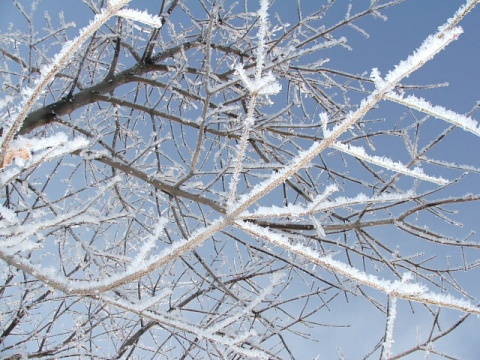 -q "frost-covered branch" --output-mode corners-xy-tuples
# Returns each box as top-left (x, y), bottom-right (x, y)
(385, 92), (480, 137)
(0, 133), (88, 174)
(97, 294), (271, 359)
(236, 20), (463, 220)
(383, 296), (397, 360)
(228, 0), (280, 208)
(332, 141), (448, 185)
(235, 220), (480, 315)
(0, 0), (131, 165)
(117, 8), (162, 28)
(241, 186), (413, 220)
